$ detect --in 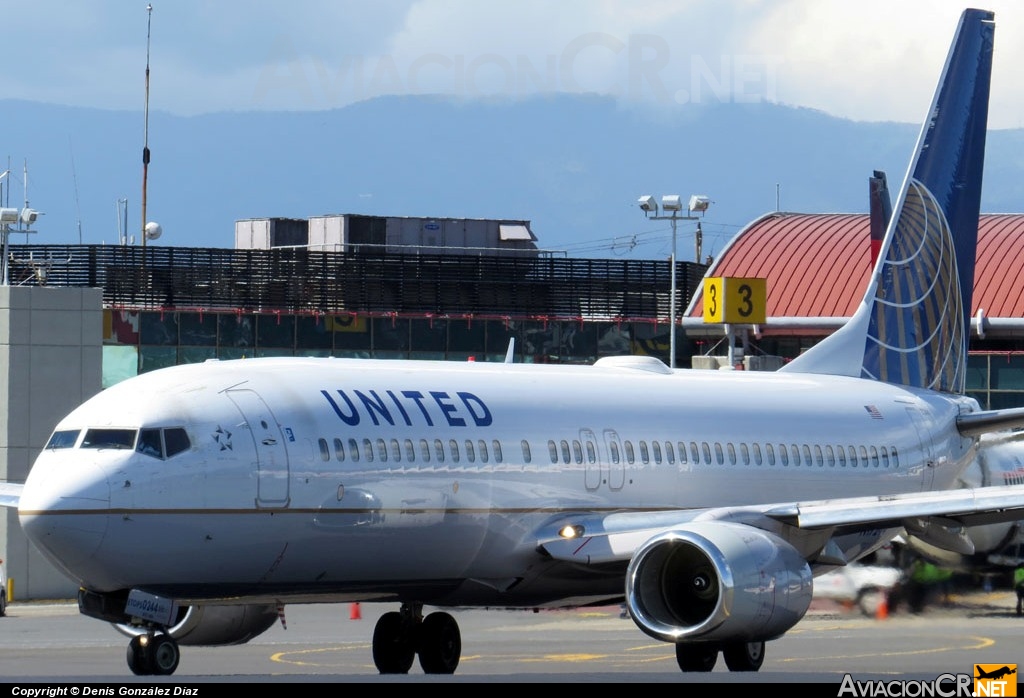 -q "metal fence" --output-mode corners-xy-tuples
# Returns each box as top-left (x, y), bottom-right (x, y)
(7, 245), (707, 319)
